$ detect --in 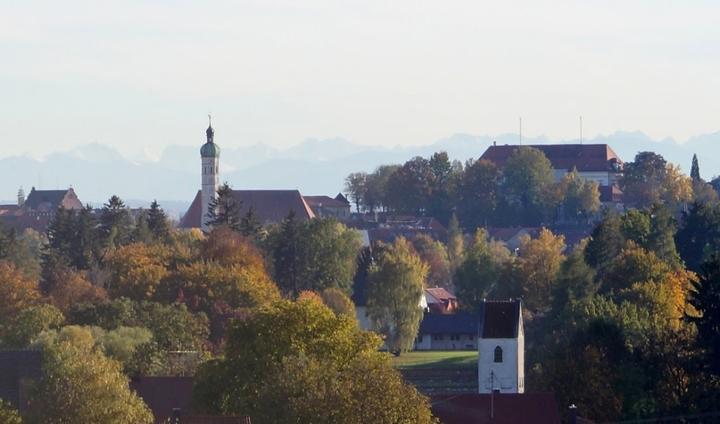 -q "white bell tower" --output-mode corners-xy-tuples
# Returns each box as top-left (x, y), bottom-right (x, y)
(478, 299), (524, 394)
(200, 115), (220, 232)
